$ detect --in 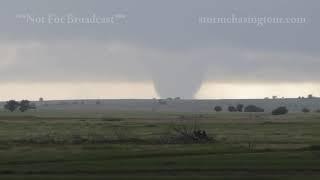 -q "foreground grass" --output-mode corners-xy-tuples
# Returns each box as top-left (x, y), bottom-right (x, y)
(0, 110), (320, 179)
(1, 144), (320, 179)
(0, 111), (320, 147)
